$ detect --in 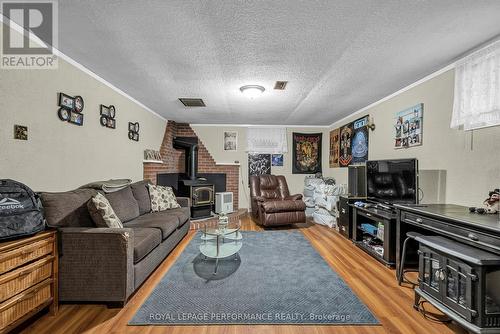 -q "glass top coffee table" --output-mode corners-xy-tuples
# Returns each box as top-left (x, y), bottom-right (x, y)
(200, 220), (243, 275)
